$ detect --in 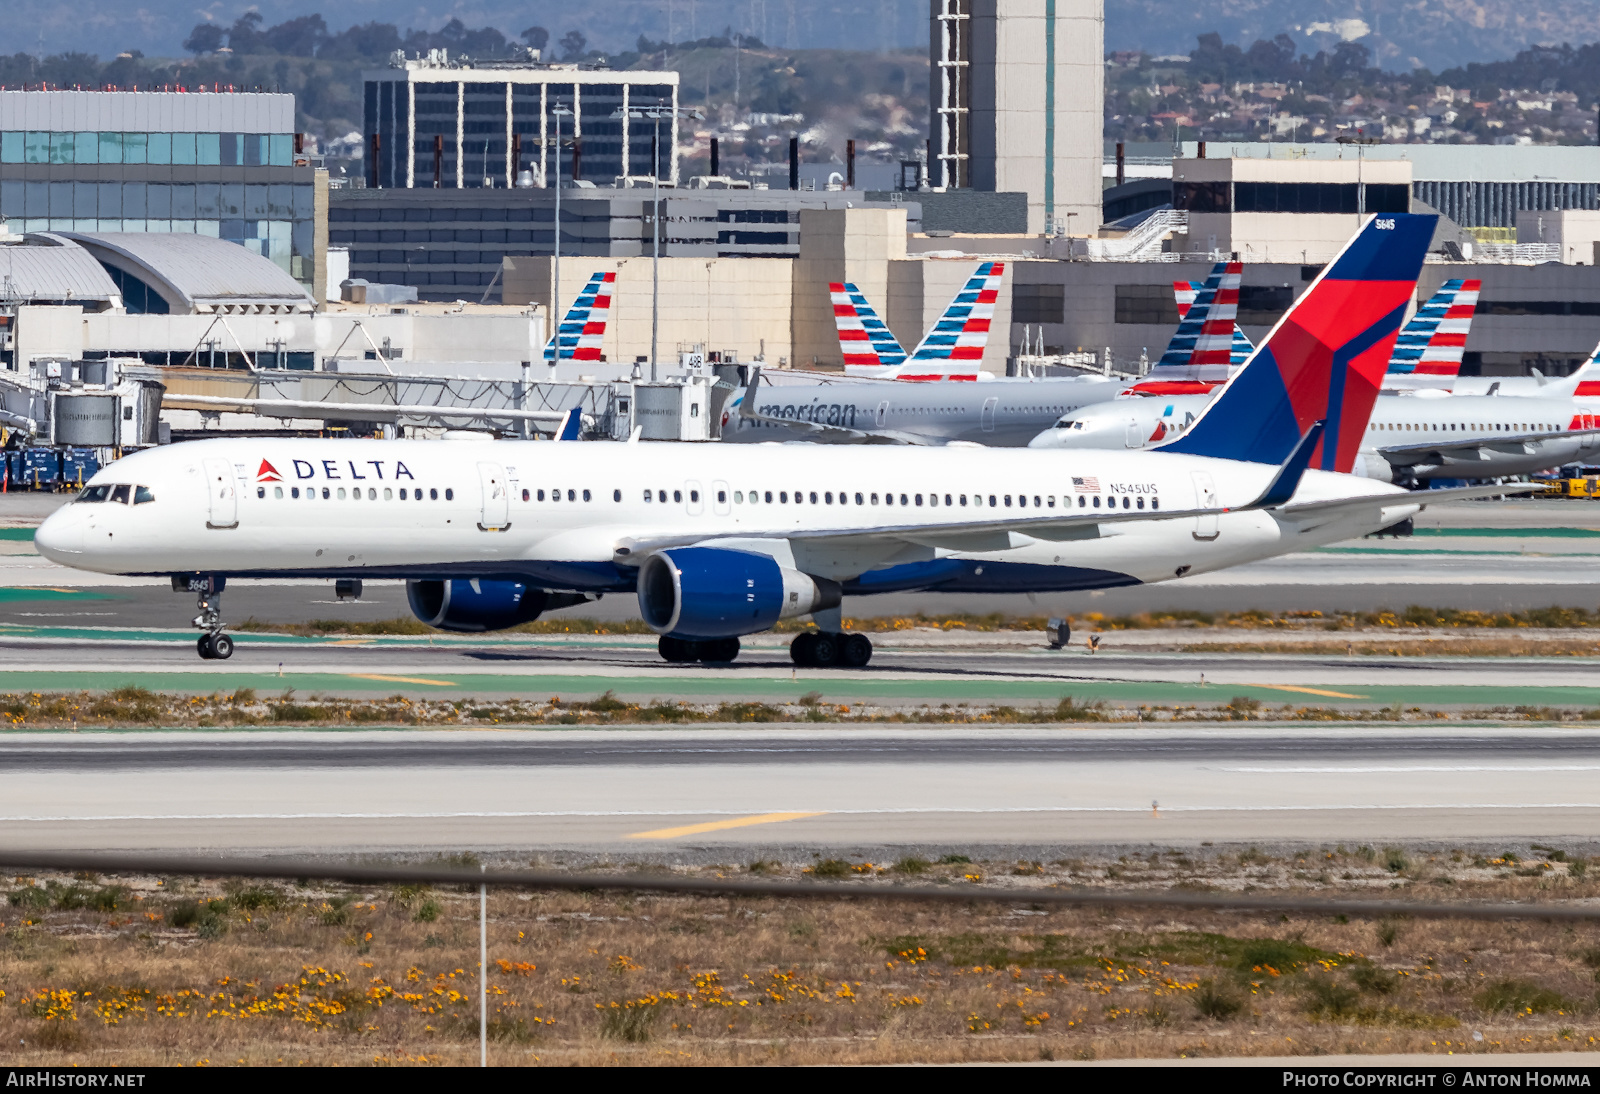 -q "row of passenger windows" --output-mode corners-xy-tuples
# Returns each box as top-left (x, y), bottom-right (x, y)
(1374, 421), (1558, 434)
(258, 486), (453, 501)
(526, 486), (1159, 511)
(251, 483), (1160, 512)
